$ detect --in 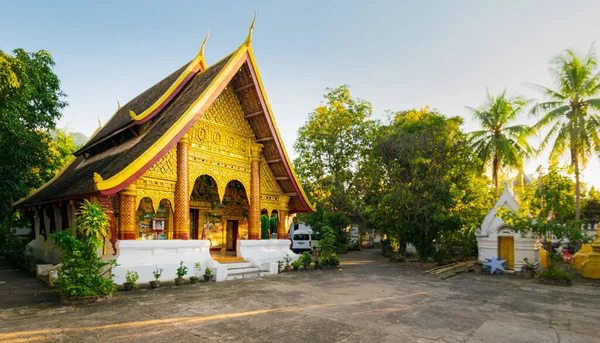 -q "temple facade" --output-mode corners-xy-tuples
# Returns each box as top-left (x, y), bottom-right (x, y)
(15, 23), (314, 282)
